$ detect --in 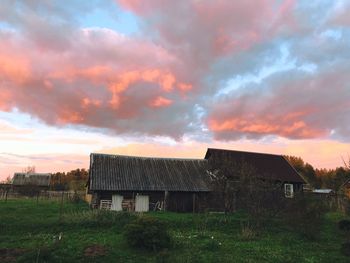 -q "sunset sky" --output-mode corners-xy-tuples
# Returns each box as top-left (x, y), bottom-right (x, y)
(1, 0), (350, 180)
